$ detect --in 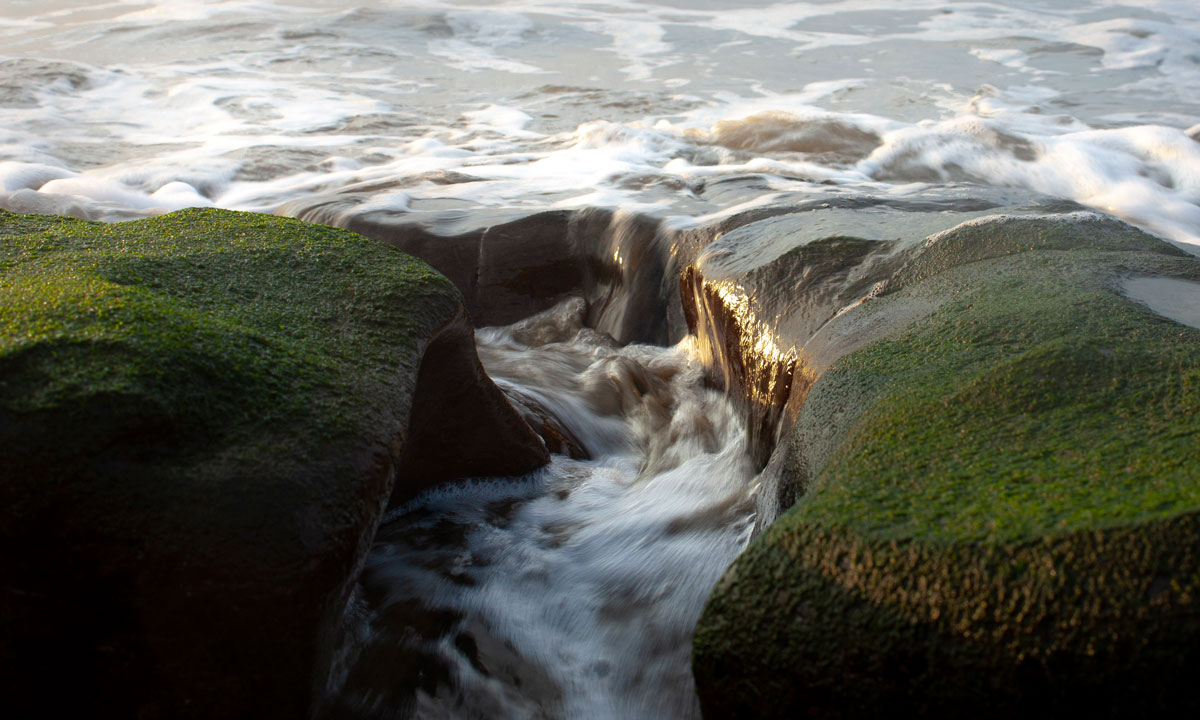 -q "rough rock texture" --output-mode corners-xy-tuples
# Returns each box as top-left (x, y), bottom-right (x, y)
(691, 211), (1200, 717)
(285, 189), (1029, 355)
(0, 208), (546, 719)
